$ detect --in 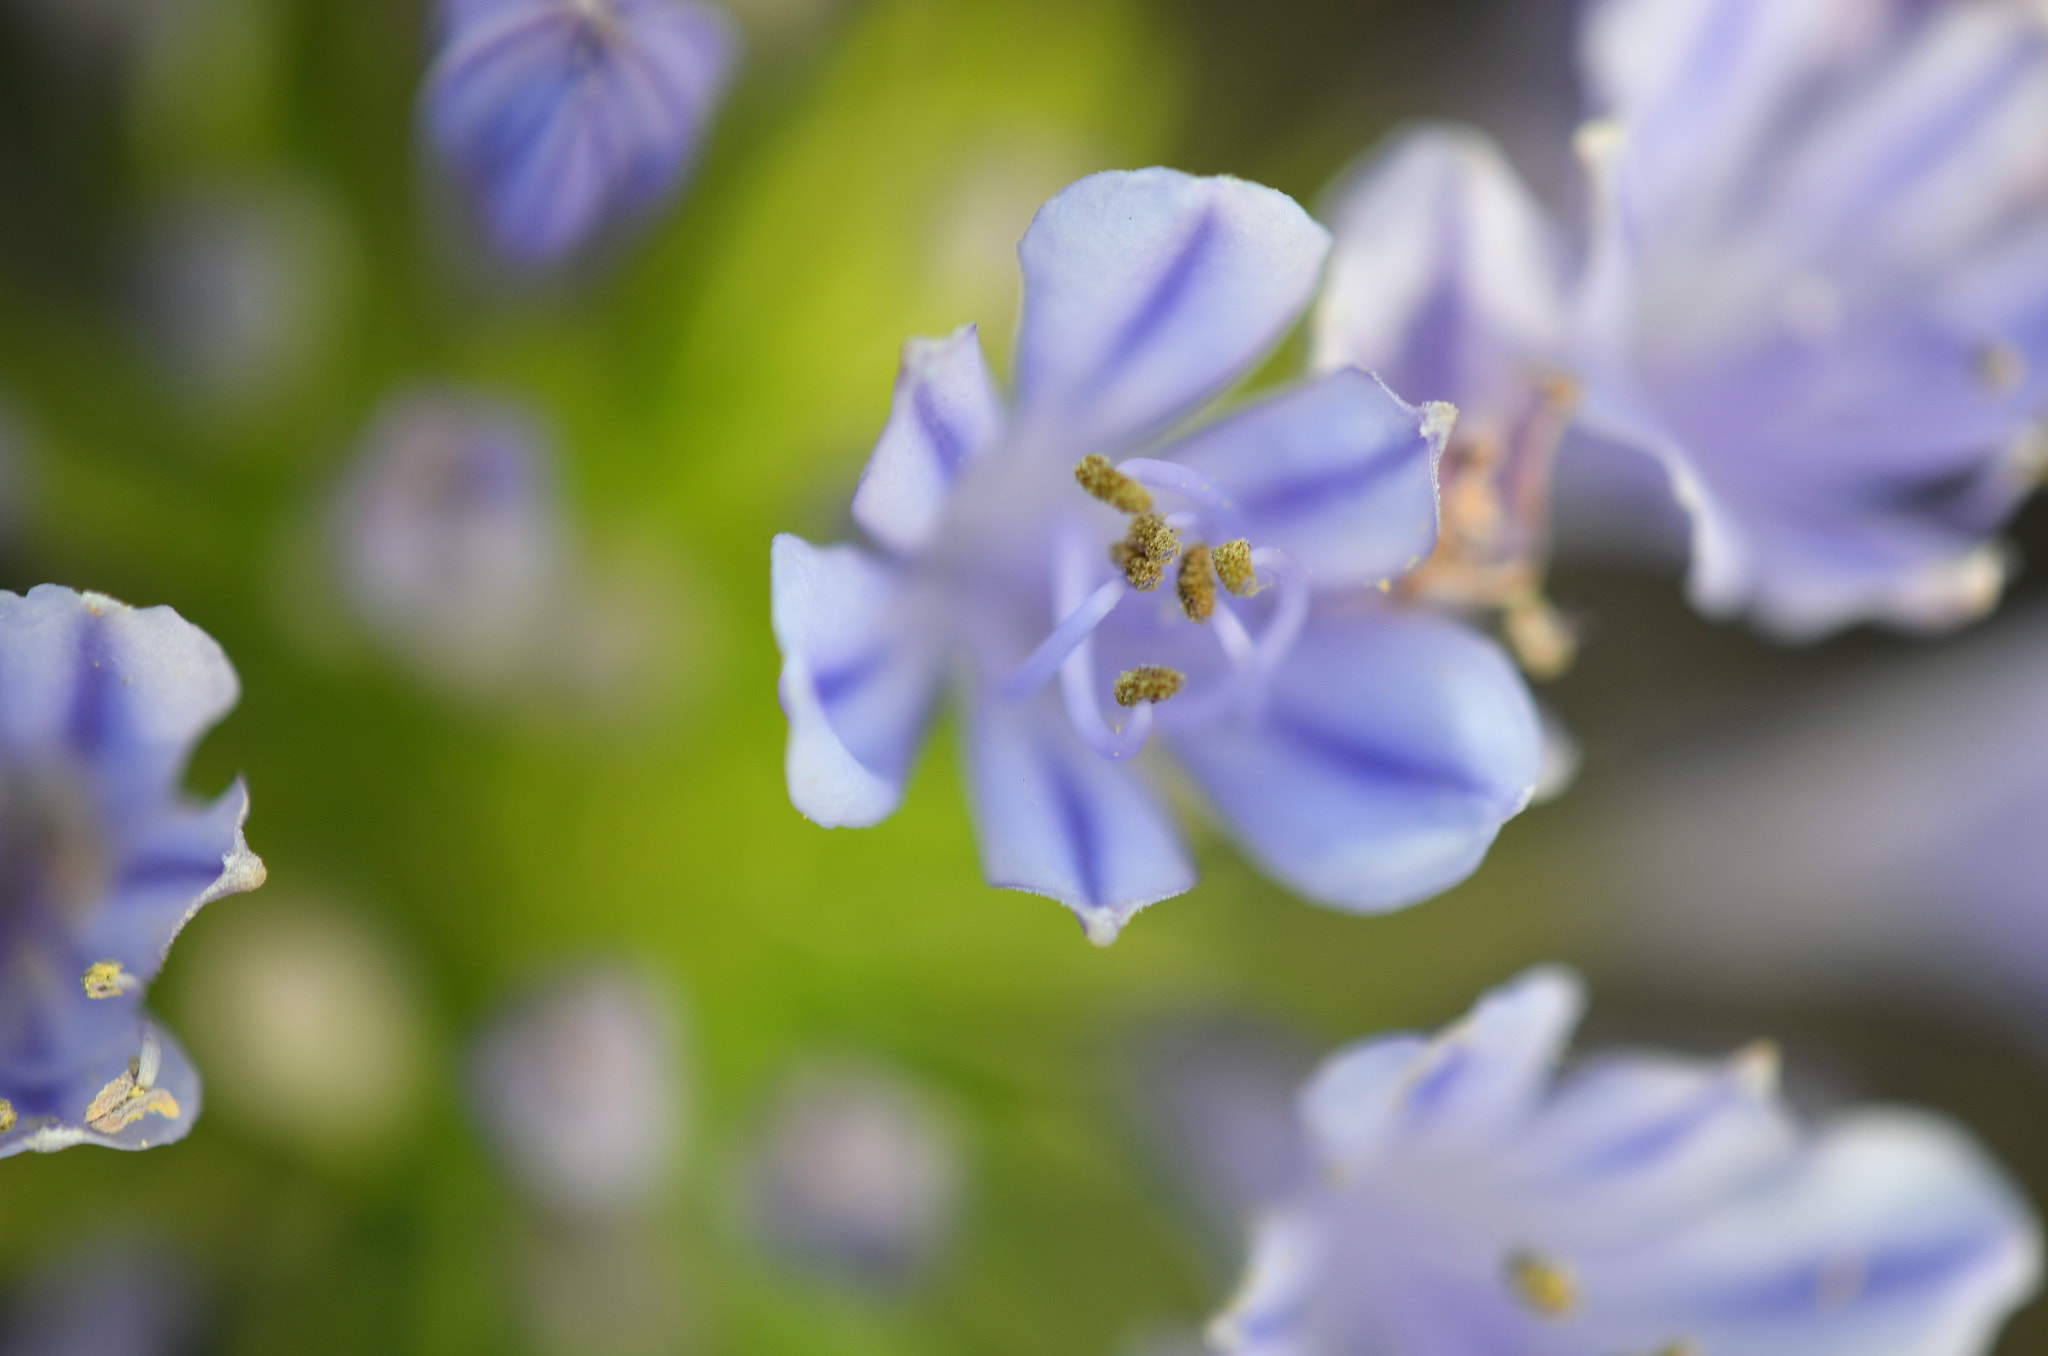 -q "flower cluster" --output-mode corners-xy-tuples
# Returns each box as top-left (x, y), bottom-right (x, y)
(773, 169), (1543, 942)
(0, 586), (265, 1156)
(1211, 968), (2041, 1356)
